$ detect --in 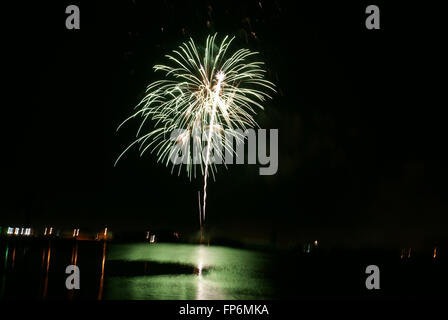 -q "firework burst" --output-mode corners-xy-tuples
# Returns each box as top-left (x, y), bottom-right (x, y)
(116, 34), (275, 227)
